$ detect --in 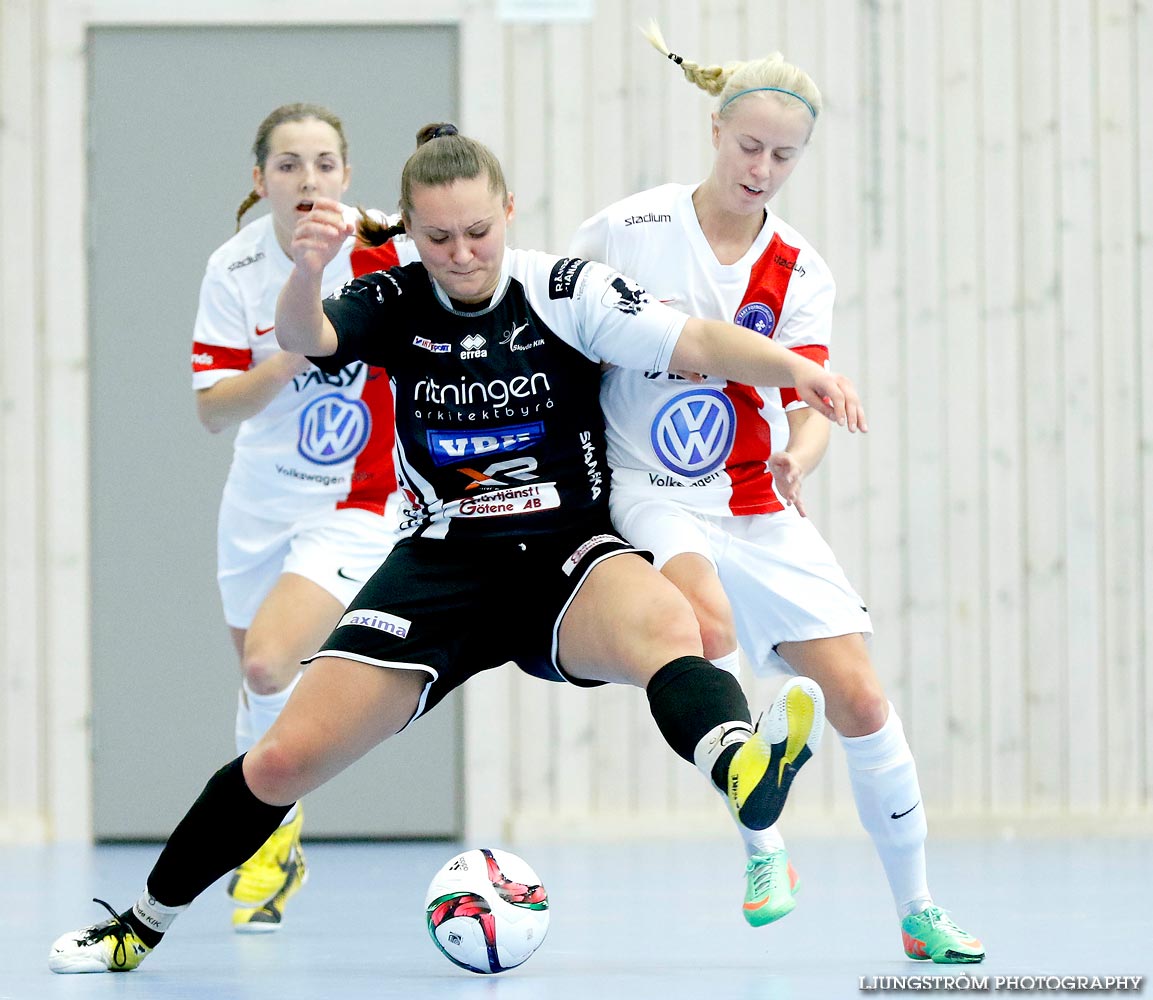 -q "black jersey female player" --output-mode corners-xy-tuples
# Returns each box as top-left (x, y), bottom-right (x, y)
(49, 123), (864, 974)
